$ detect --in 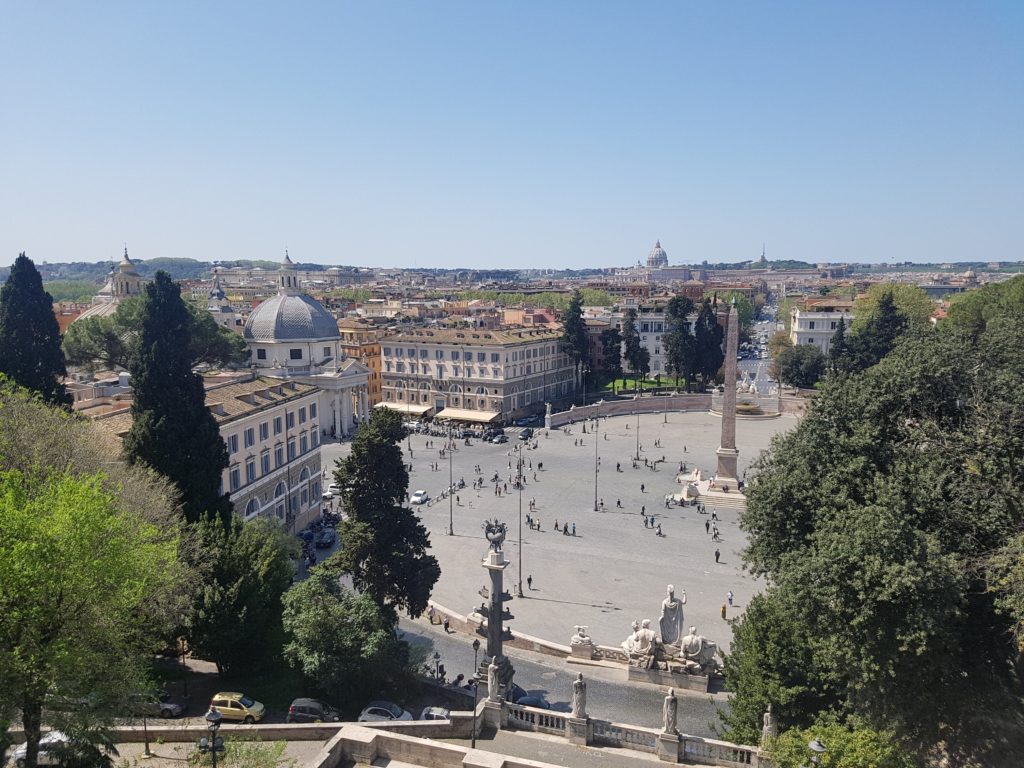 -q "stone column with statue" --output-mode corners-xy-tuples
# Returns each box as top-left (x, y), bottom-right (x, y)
(479, 518), (516, 728)
(715, 300), (740, 487)
(657, 687), (681, 762)
(566, 672), (592, 745)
